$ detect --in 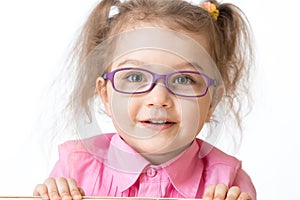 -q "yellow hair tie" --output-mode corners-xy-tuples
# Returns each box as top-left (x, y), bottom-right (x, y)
(200, 2), (219, 20)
